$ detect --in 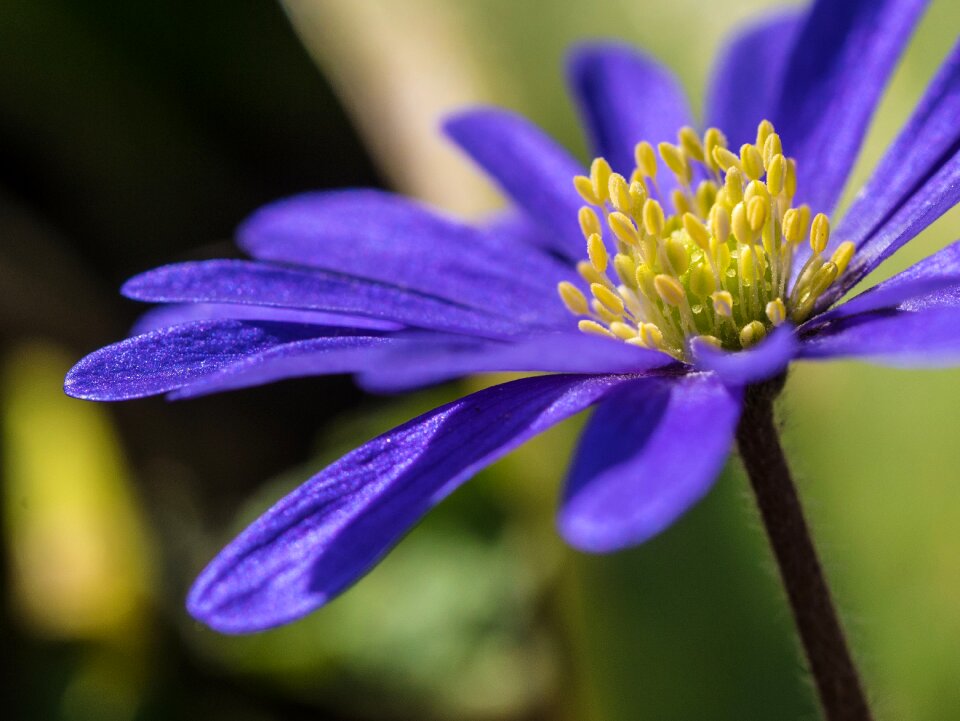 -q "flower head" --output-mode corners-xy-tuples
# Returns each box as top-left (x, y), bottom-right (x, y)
(65, 0), (960, 632)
